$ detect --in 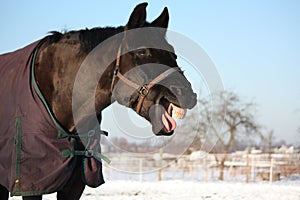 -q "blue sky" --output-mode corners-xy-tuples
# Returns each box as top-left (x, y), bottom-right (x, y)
(1, 0), (299, 145)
